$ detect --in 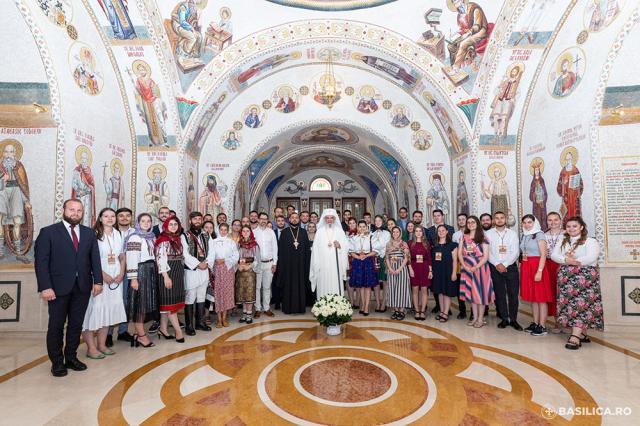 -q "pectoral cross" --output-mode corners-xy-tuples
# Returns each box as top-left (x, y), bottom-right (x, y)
(293, 241), (299, 250)
(630, 249), (639, 261)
